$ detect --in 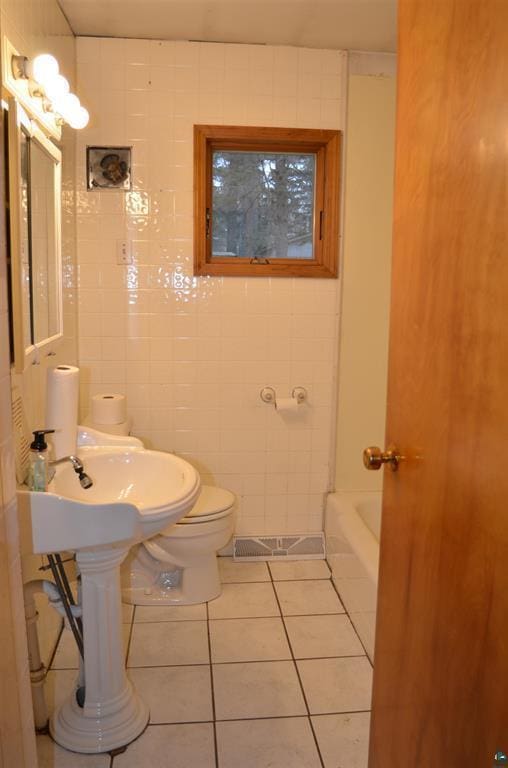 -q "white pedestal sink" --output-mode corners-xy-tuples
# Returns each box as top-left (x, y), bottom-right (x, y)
(18, 444), (200, 754)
